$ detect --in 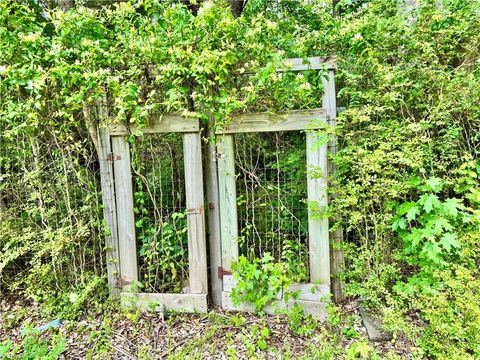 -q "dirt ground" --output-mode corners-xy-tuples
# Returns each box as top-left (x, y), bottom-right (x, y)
(0, 296), (413, 359)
